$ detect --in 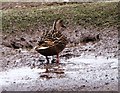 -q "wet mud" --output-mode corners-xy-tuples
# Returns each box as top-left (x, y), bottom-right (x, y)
(0, 26), (118, 91)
